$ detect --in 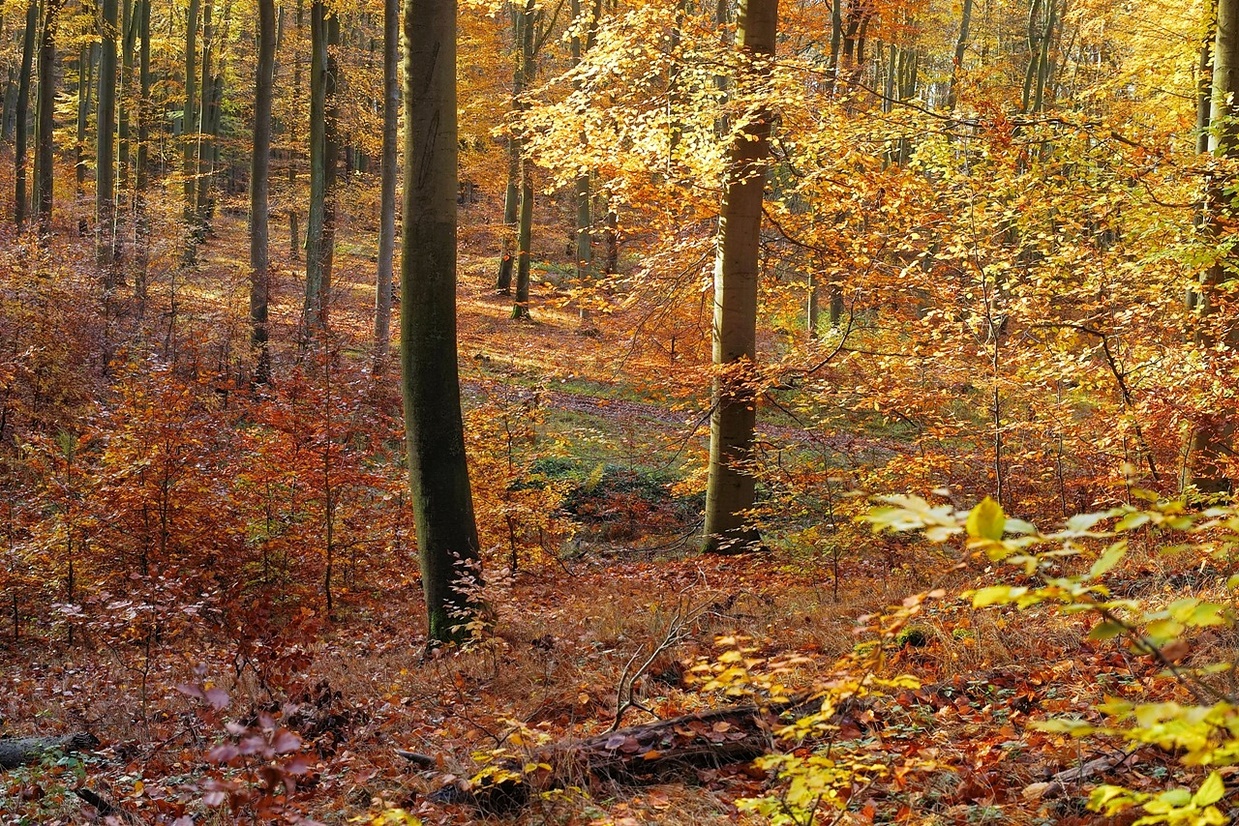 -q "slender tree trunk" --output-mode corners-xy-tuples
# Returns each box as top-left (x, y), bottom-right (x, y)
(374, 0), (398, 373)
(192, 0), (214, 241)
(401, 0), (482, 644)
(496, 134), (517, 293)
(828, 0), (841, 94)
(702, 0), (777, 554)
(511, 0), (535, 319)
(34, 0), (61, 238)
(570, 0), (593, 301)
(251, 0), (275, 384)
(14, 0), (35, 228)
(134, 0), (151, 307)
(1190, 0), (1239, 493)
(97, 0), (119, 281)
(948, 0), (972, 110)
(76, 42), (97, 236)
(181, 0), (200, 264)
(304, 0), (339, 334)
(289, 0), (303, 260)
